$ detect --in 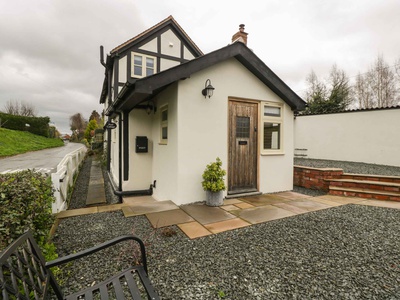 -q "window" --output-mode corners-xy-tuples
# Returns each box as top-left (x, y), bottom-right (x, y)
(132, 53), (156, 78)
(262, 103), (283, 154)
(160, 105), (168, 144)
